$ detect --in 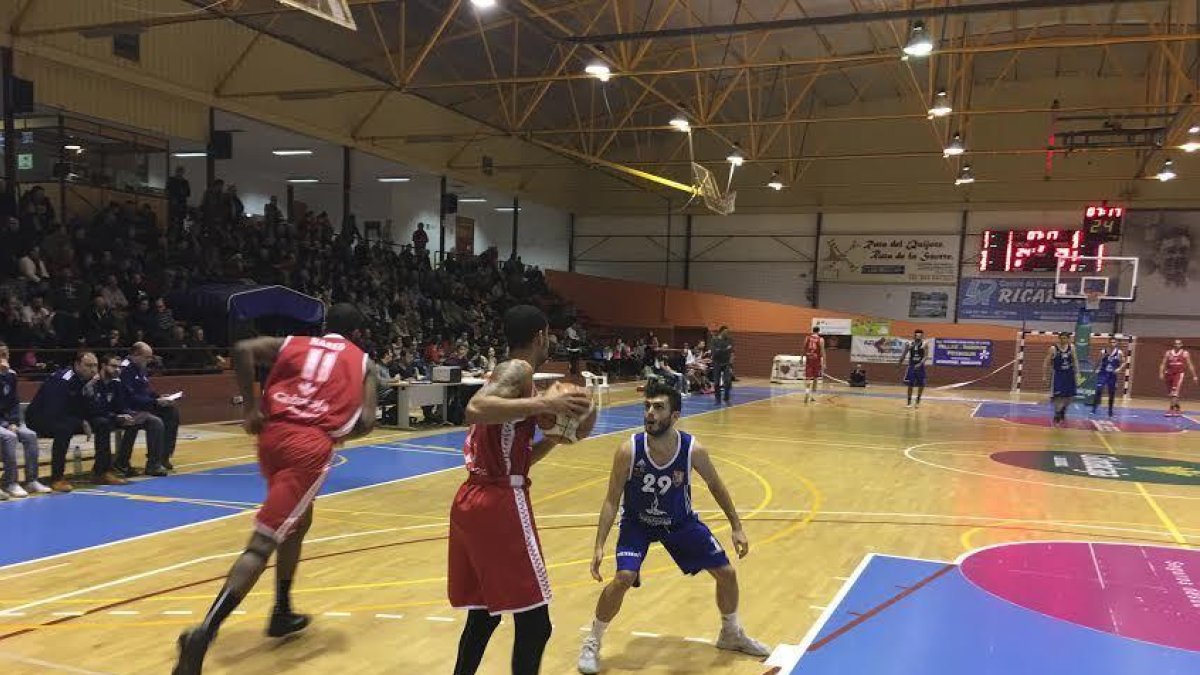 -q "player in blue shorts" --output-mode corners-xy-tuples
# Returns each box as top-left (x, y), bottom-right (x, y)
(1044, 331), (1081, 425)
(1091, 337), (1125, 417)
(898, 329), (929, 408)
(576, 381), (770, 674)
